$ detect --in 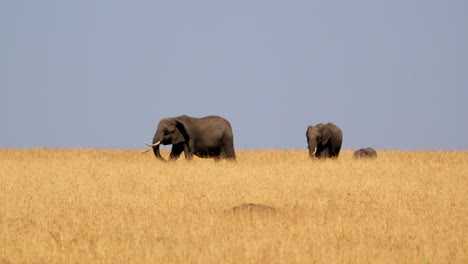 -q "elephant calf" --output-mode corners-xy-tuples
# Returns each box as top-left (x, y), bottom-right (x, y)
(353, 147), (377, 158)
(144, 115), (236, 161)
(306, 123), (343, 158)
